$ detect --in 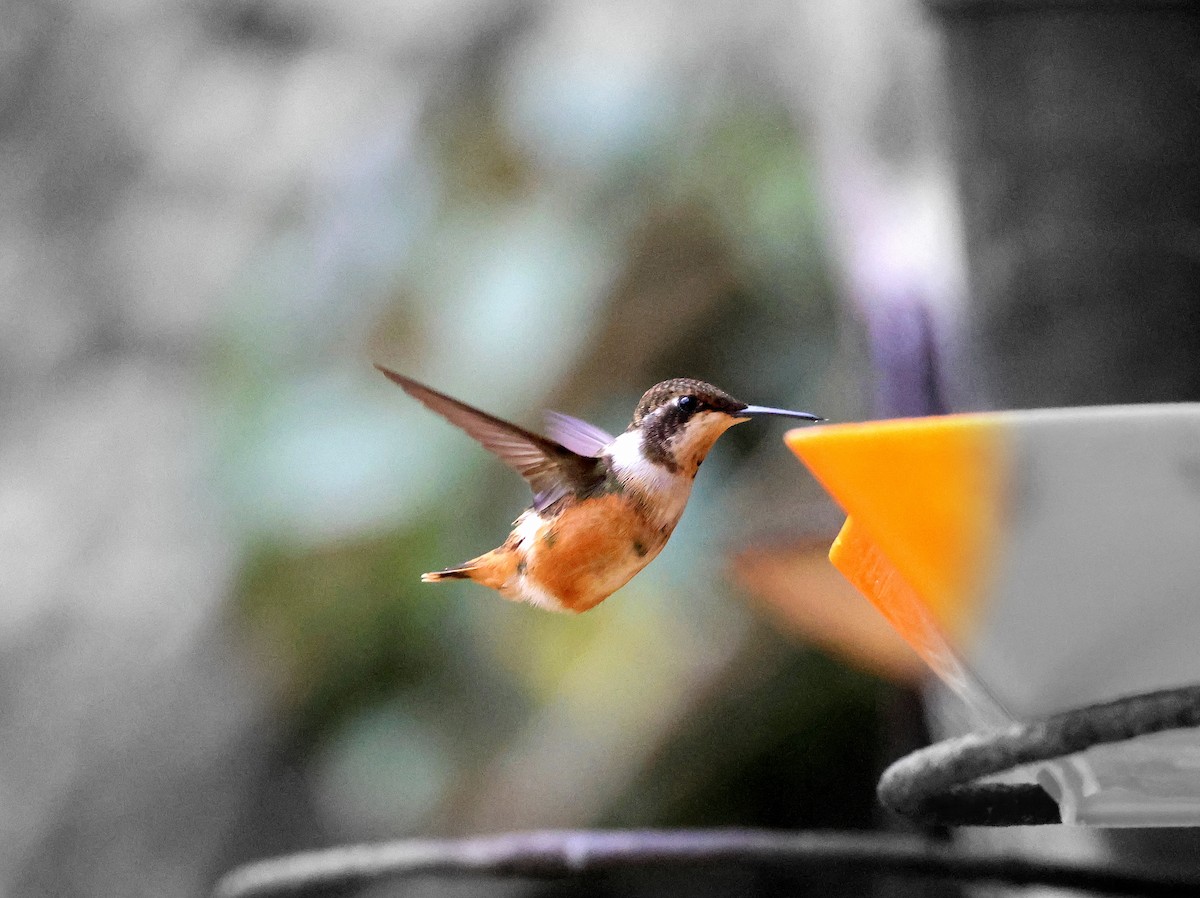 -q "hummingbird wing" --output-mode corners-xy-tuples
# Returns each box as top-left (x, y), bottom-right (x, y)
(376, 365), (606, 511)
(544, 411), (613, 457)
